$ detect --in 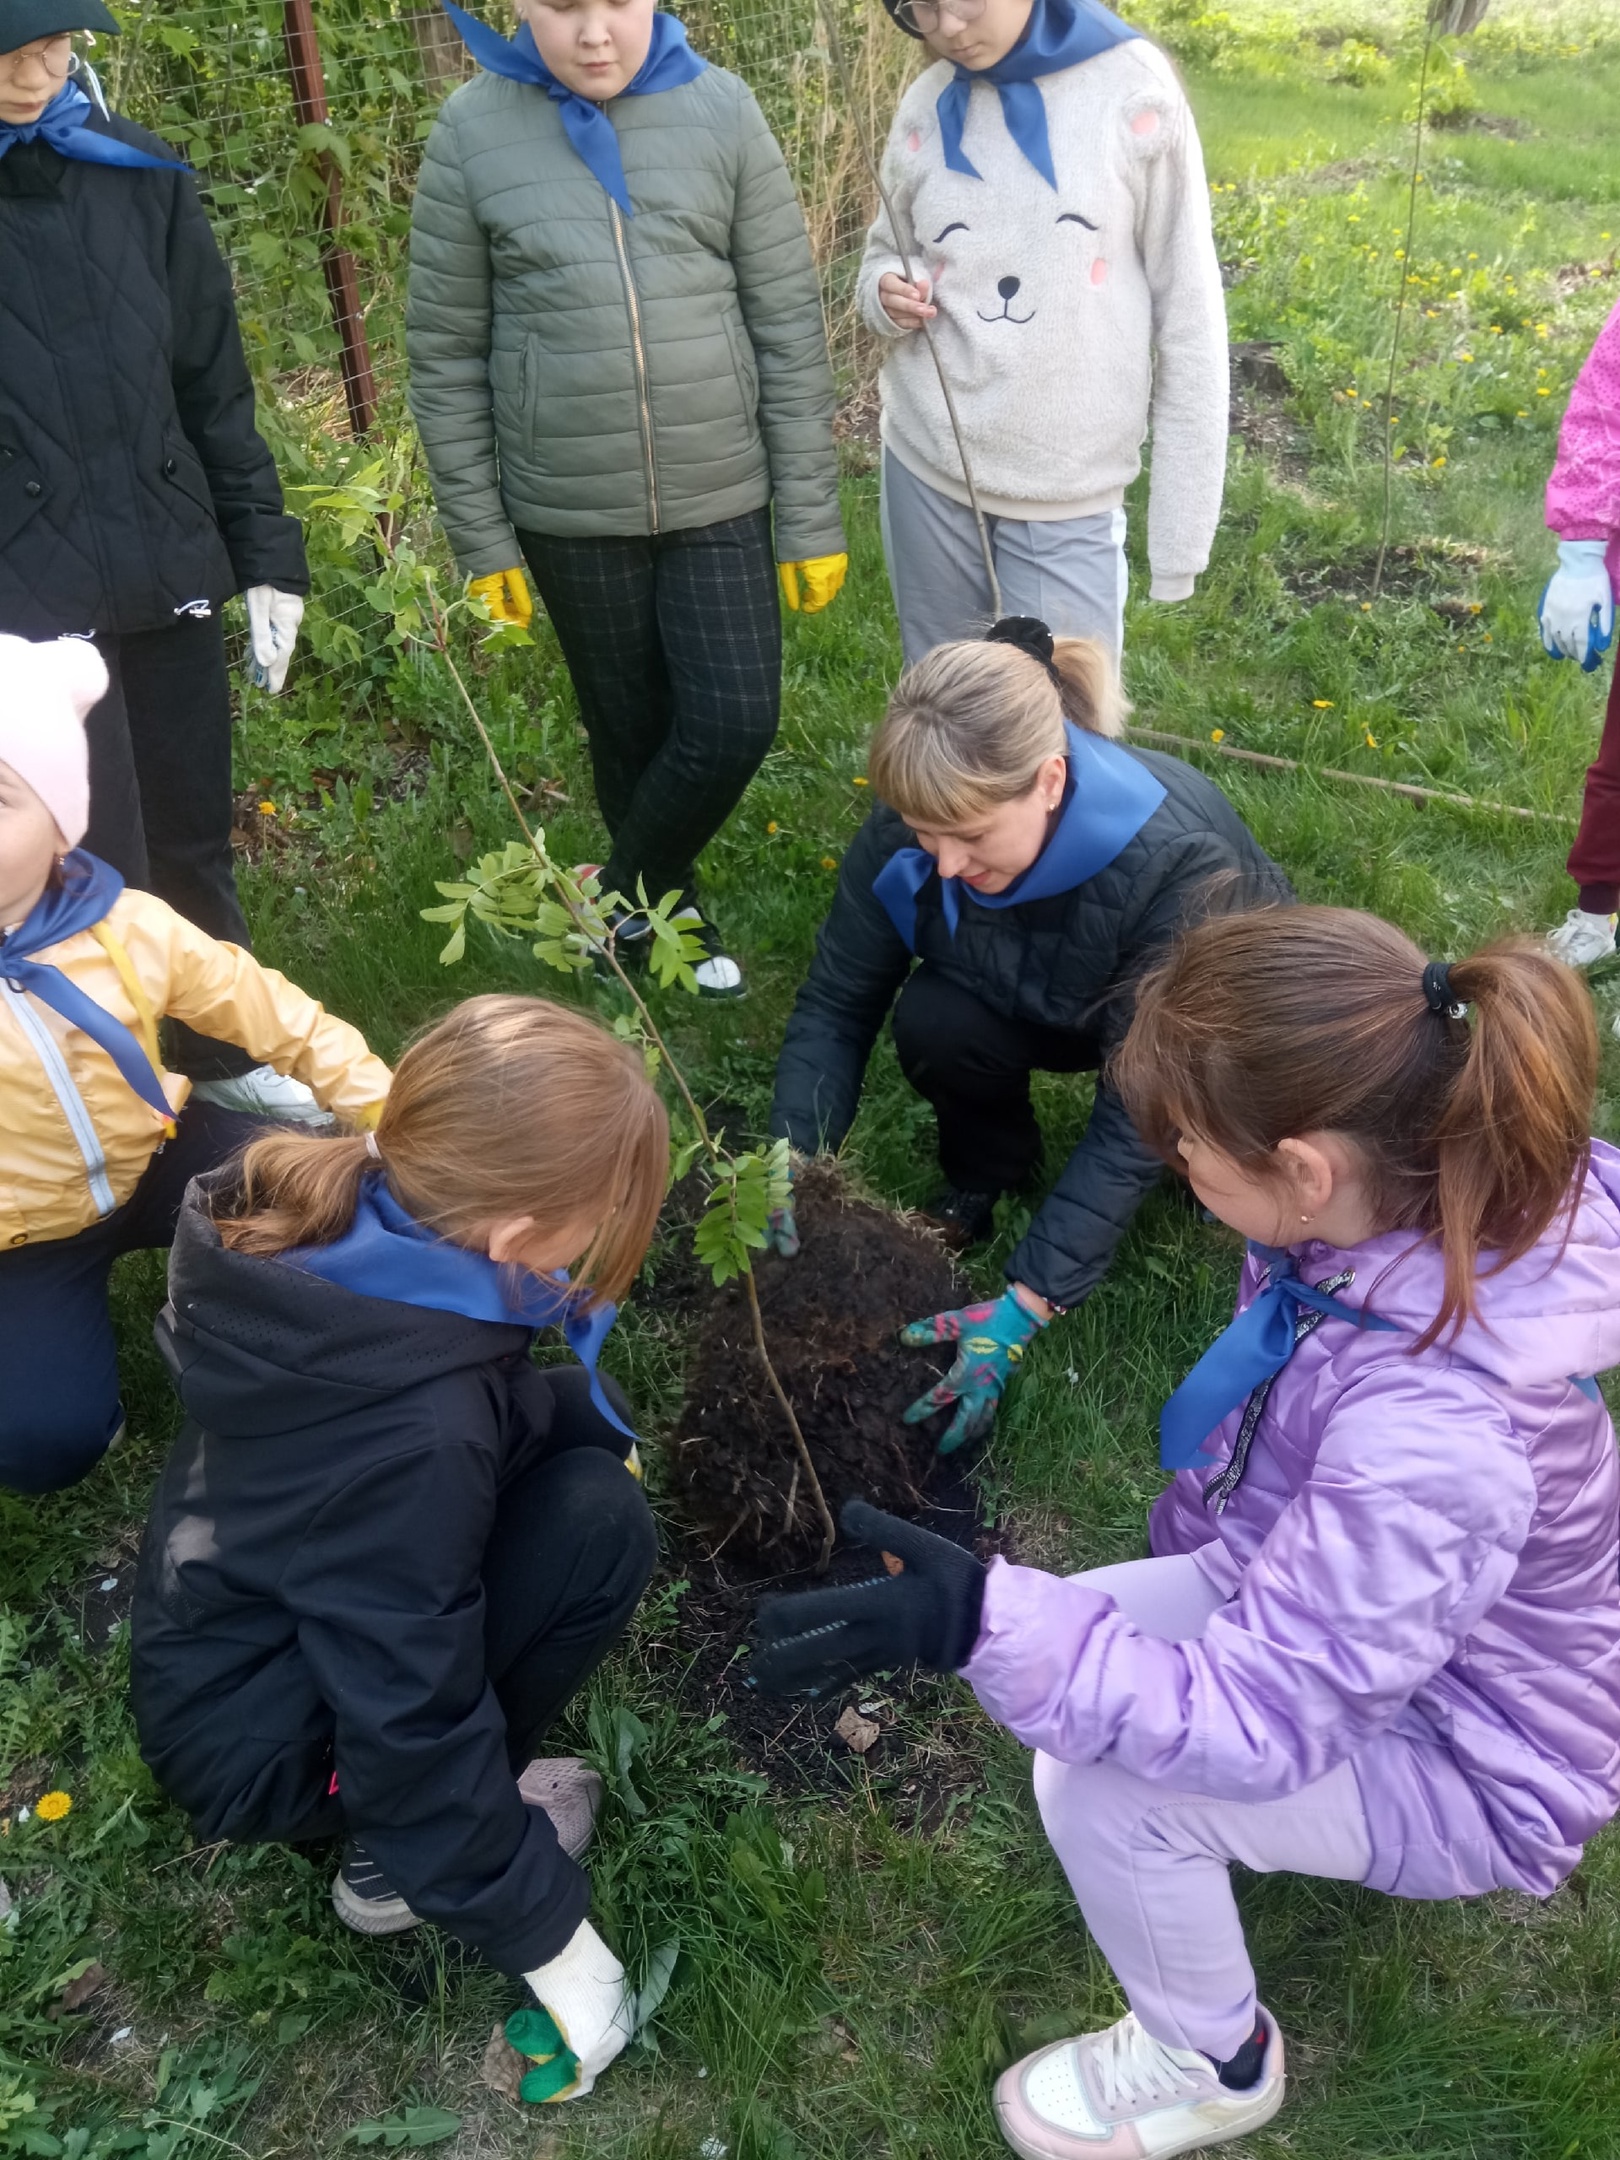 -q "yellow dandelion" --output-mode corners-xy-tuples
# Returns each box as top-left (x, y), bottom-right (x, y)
(1469, 604), (1482, 614)
(1361, 602), (1373, 612)
(257, 800), (277, 816)
(1458, 353), (1474, 364)
(820, 856), (837, 871)
(1432, 455), (1448, 468)
(1345, 388), (1358, 399)
(1312, 700), (1334, 710)
(1364, 732), (1379, 749)
(852, 776), (869, 787)
(1537, 388), (1551, 396)
(35, 1791), (71, 1823)
(766, 821), (779, 835)
(1210, 728), (1225, 744)
(1517, 409), (1529, 417)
